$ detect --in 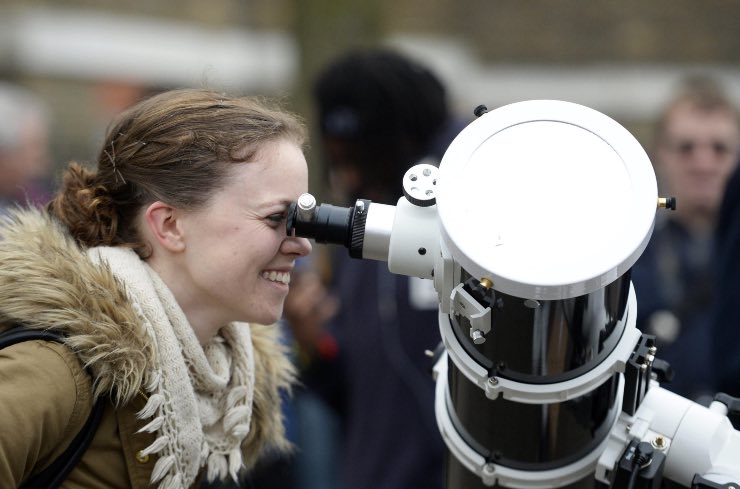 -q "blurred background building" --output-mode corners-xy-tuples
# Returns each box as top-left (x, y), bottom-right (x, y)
(1, 0), (739, 198)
